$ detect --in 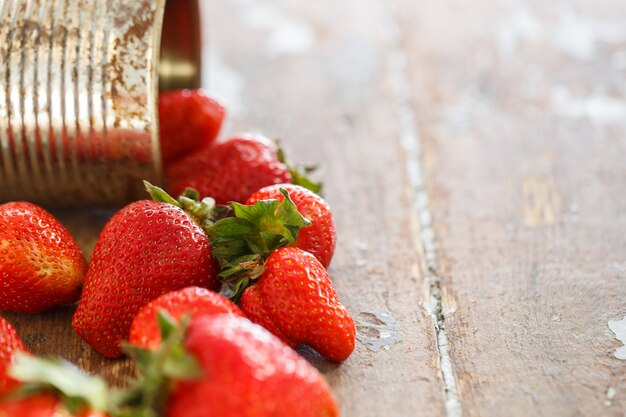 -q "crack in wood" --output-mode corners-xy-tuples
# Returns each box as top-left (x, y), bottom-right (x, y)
(381, 1), (462, 415)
